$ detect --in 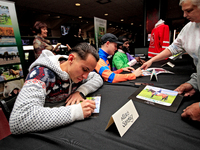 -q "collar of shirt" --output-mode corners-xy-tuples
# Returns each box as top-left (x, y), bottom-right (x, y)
(118, 49), (125, 53)
(98, 48), (109, 62)
(196, 22), (200, 28)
